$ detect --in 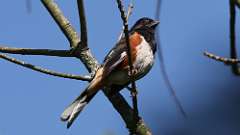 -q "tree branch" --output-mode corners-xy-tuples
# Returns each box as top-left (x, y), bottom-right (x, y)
(0, 46), (73, 57)
(77, 0), (88, 49)
(204, 51), (240, 64)
(41, 0), (80, 49)
(116, 0), (140, 134)
(0, 53), (91, 81)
